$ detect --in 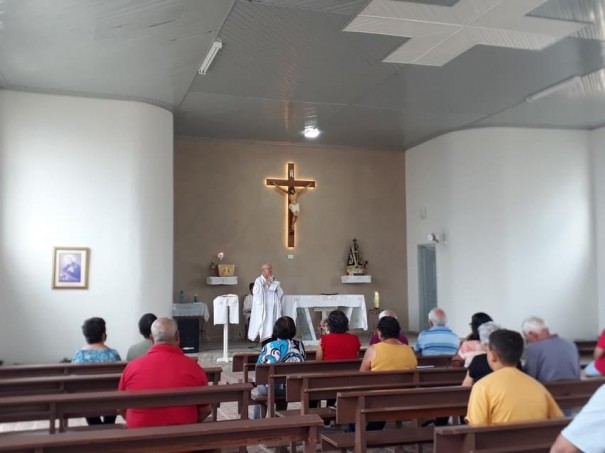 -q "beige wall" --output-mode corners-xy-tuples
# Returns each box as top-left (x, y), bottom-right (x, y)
(174, 139), (407, 340)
